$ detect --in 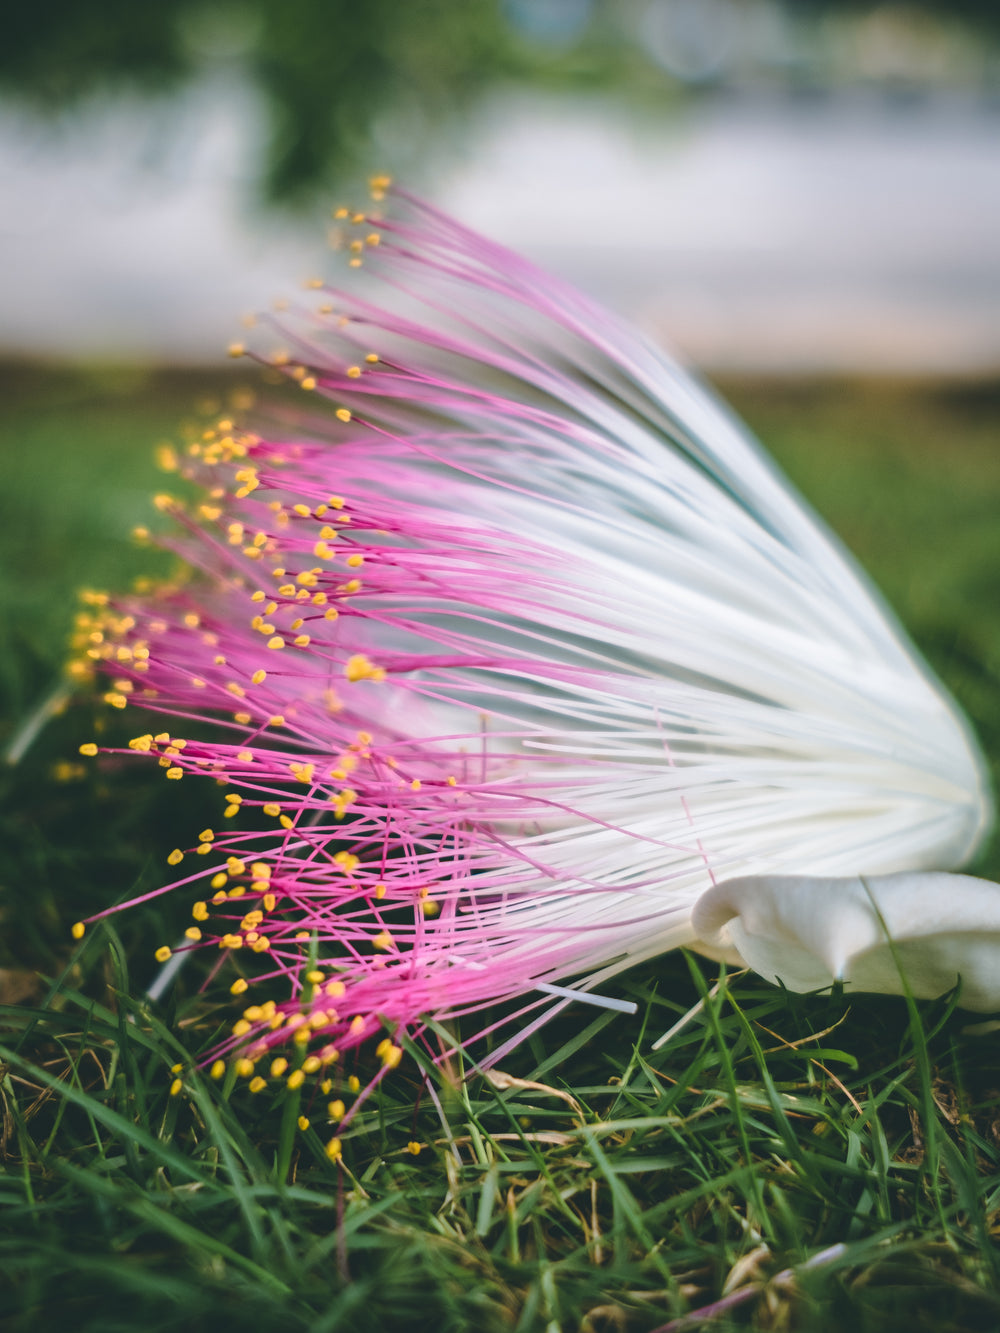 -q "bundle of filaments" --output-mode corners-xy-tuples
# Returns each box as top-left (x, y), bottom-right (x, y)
(75, 181), (996, 1097)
